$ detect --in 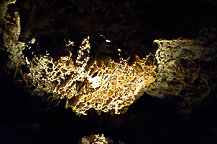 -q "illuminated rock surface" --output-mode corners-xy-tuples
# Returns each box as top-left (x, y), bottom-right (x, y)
(1, 0), (217, 144)
(23, 37), (156, 115)
(78, 134), (115, 144)
(149, 30), (217, 100)
(1, 0), (157, 115)
(1, 0), (217, 116)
